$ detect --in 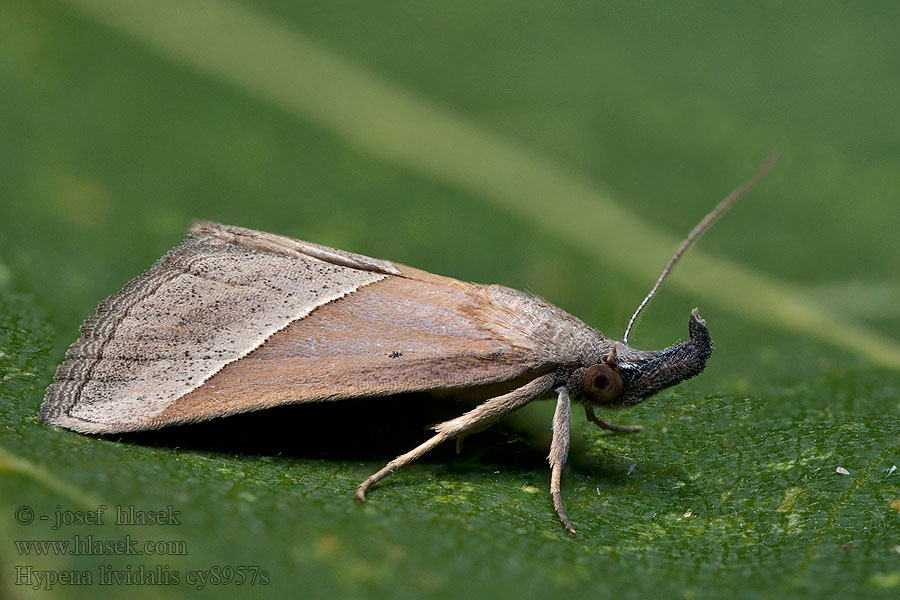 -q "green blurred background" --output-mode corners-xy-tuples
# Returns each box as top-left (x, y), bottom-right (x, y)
(2, 1), (899, 598)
